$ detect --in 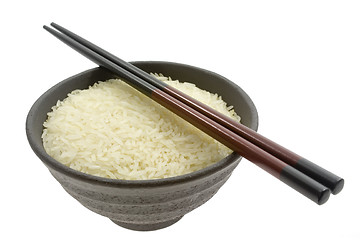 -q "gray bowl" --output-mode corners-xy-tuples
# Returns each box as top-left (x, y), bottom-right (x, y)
(26, 61), (258, 231)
